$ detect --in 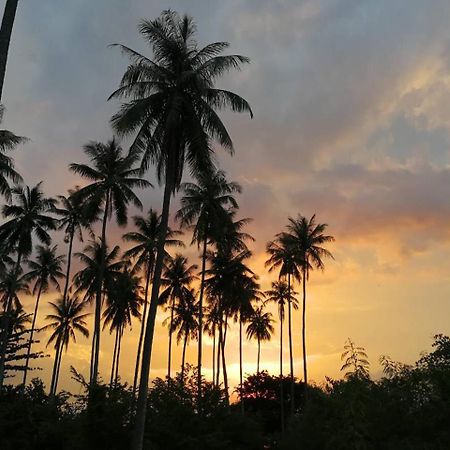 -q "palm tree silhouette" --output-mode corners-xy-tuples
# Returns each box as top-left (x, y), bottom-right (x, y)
(158, 254), (198, 379)
(0, 105), (25, 199)
(203, 301), (221, 385)
(265, 280), (298, 431)
(122, 209), (183, 396)
(21, 245), (65, 387)
(0, 183), (56, 388)
(266, 232), (302, 413)
(43, 294), (89, 395)
(246, 306), (274, 373)
(285, 214), (334, 386)
(0, 0), (19, 101)
(70, 139), (150, 385)
(109, 11), (252, 446)
(52, 187), (94, 307)
(176, 169), (241, 403)
(73, 240), (123, 382)
(102, 269), (143, 387)
(166, 287), (198, 380)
